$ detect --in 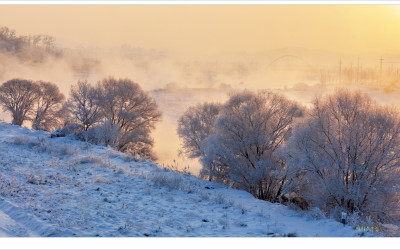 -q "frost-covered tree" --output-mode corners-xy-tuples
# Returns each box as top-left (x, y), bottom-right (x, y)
(284, 89), (400, 222)
(32, 81), (65, 131)
(0, 78), (40, 126)
(65, 80), (101, 131)
(96, 77), (162, 158)
(62, 77), (161, 159)
(202, 91), (303, 200)
(177, 102), (222, 158)
(85, 118), (120, 147)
